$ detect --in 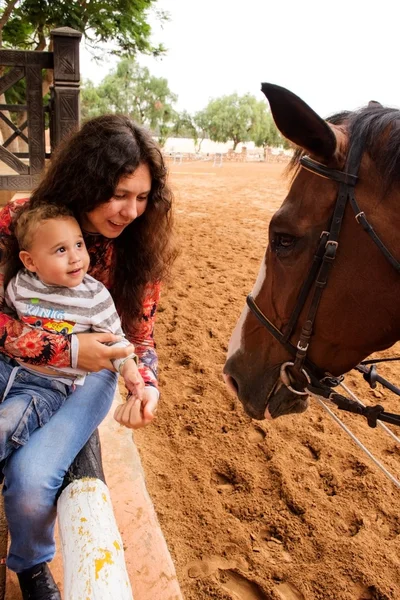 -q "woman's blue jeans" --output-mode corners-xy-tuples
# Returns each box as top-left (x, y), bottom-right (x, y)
(3, 369), (117, 573)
